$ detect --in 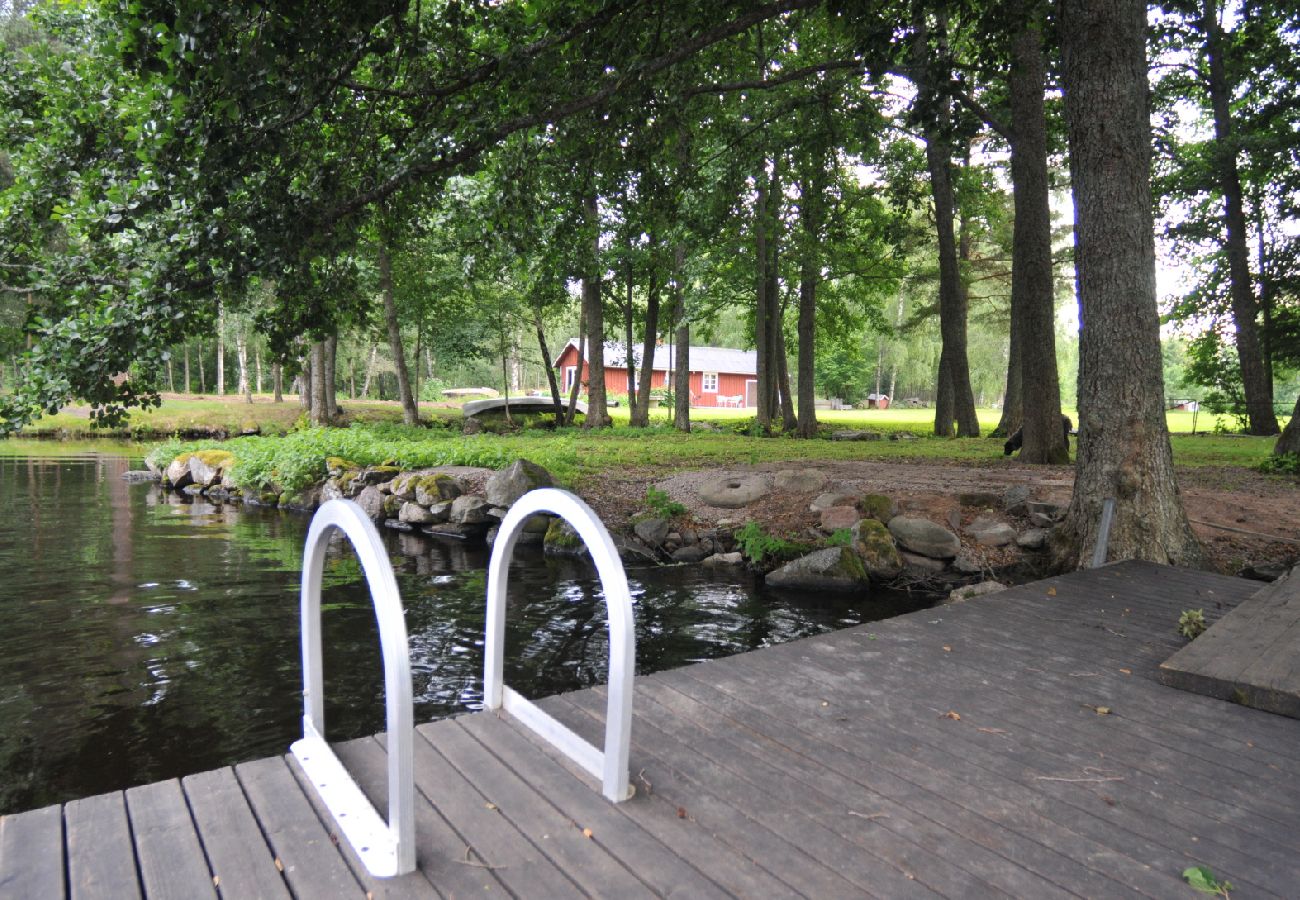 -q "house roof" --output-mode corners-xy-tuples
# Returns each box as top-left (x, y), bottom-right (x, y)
(556, 339), (757, 376)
